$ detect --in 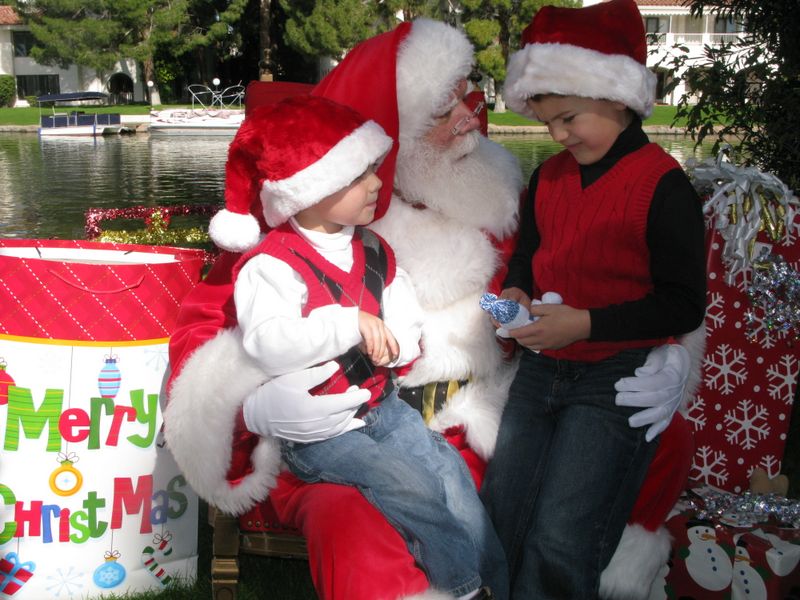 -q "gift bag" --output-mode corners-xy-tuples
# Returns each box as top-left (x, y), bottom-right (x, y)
(0, 239), (204, 599)
(685, 156), (800, 494)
